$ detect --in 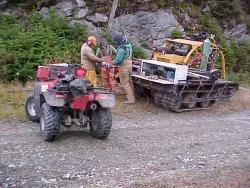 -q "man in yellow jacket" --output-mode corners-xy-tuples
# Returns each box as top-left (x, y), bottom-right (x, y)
(81, 36), (103, 86)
